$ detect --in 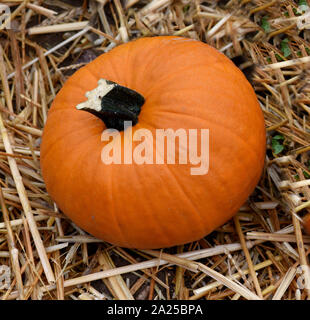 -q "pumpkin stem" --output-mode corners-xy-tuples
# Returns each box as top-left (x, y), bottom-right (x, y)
(76, 79), (145, 131)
